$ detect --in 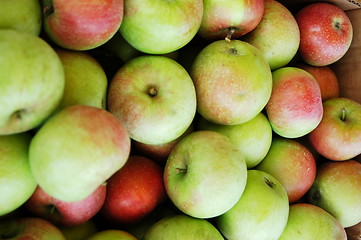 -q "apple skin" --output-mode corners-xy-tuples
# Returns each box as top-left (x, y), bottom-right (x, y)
(295, 2), (353, 66)
(0, 217), (66, 240)
(164, 130), (248, 219)
(265, 67), (323, 138)
(143, 214), (224, 240)
(216, 170), (289, 240)
(255, 137), (317, 203)
(0, 133), (37, 216)
(101, 155), (167, 226)
(197, 112), (272, 169)
(0, 0), (42, 35)
(119, 0), (203, 55)
(306, 160), (361, 228)
(0, 29), (65, 135)
(107, 55), (197, 145)
(308, 97), (361, 161)
(278, 203), (347, 240)
(87, 229), (138, 240)
(42, 0), (123, 51)
(29, 105), (131, 202)
(24, 184), (106, 227)
(242, 0), (300, 70)
(191, 39), (272, 125)
(198, 0), (264, 40)
(58, 219), (98, 240)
